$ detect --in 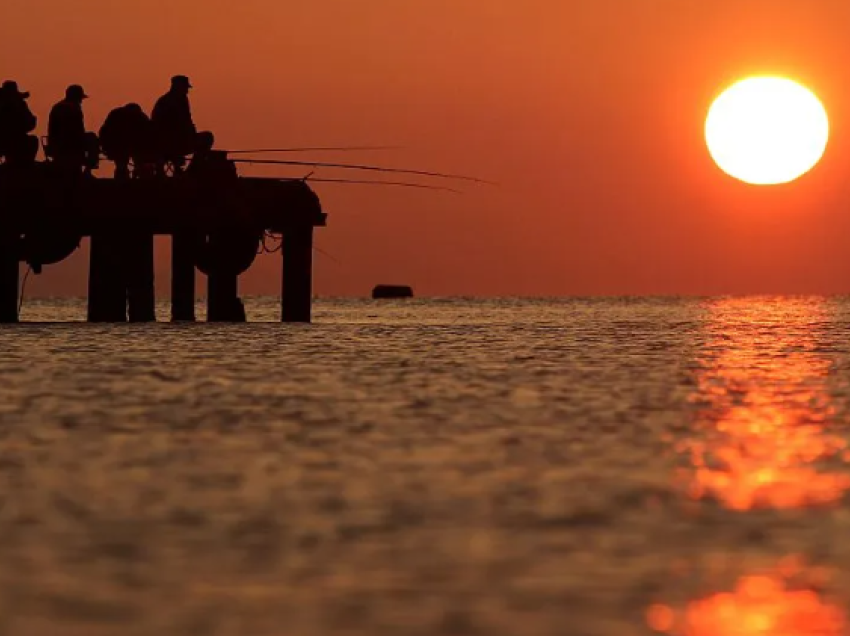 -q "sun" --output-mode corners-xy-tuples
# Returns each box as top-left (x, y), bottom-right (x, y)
(705, 76), (829, 185)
